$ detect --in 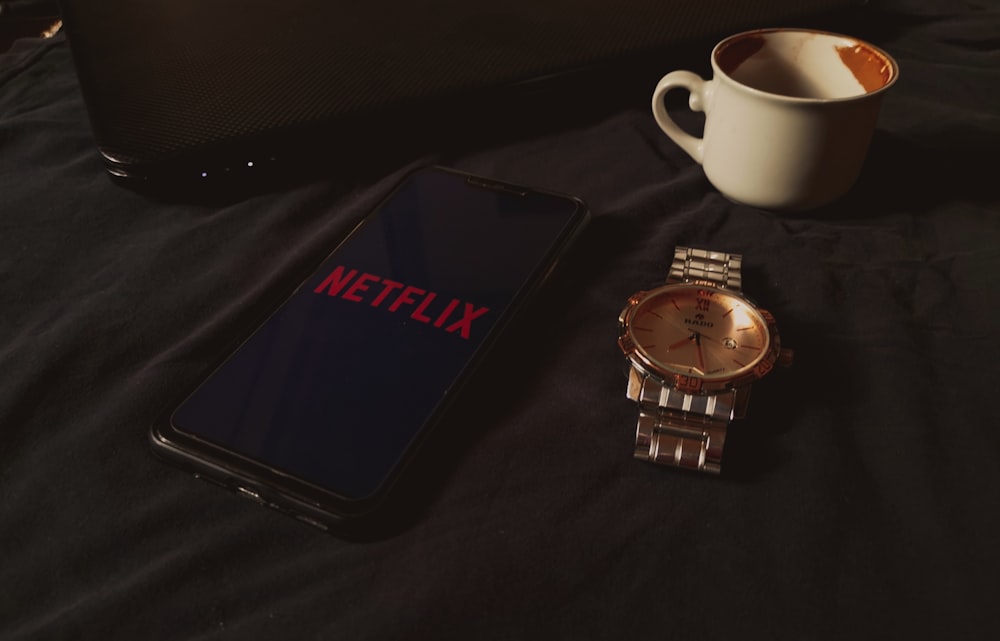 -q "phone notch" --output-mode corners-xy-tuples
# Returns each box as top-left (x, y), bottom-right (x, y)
(465, 175), (528, 196)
